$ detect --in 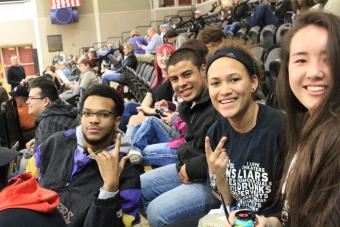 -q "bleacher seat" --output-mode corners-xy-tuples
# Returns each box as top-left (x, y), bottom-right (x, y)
(260, 24), (276, 50)
(248, 26), (261, 44)
(276, 23), (292, 45)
